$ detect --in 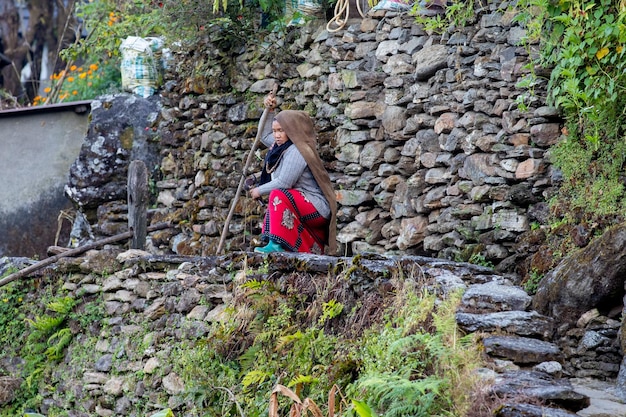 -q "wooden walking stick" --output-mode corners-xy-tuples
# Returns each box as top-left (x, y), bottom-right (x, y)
(216, 84), (278, 254)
